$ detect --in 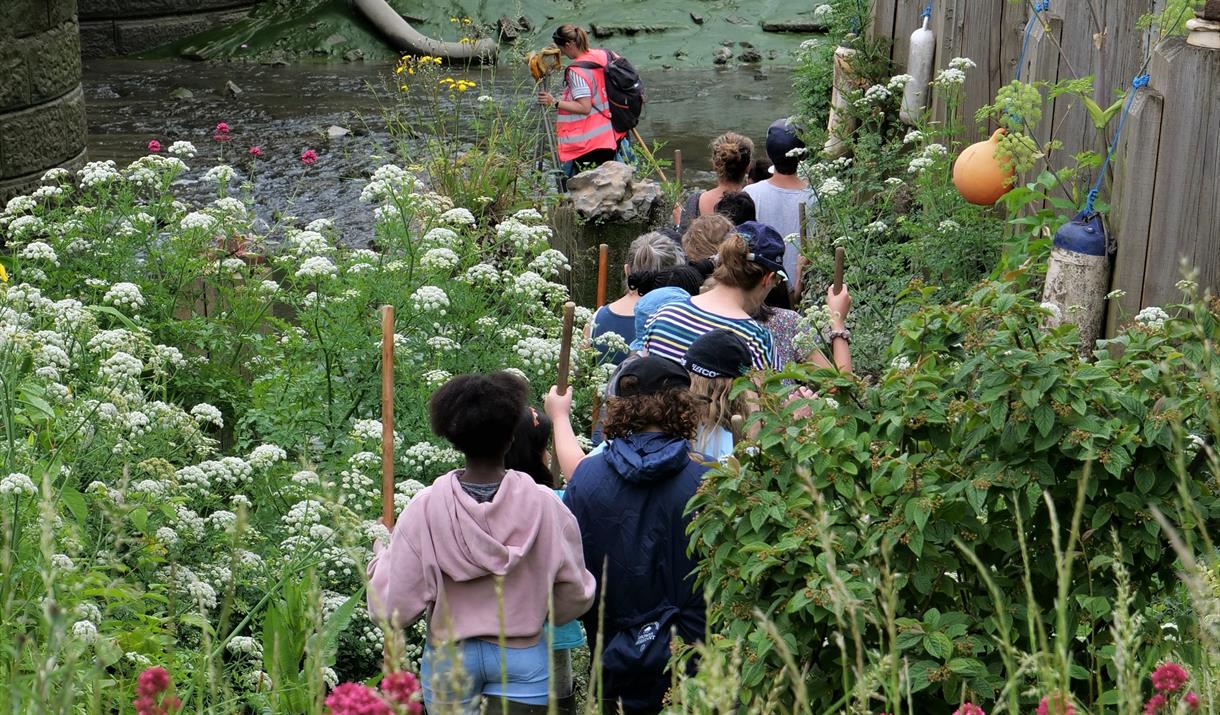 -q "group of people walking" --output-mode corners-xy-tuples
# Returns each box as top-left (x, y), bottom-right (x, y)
(365, 23), (855, 714)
